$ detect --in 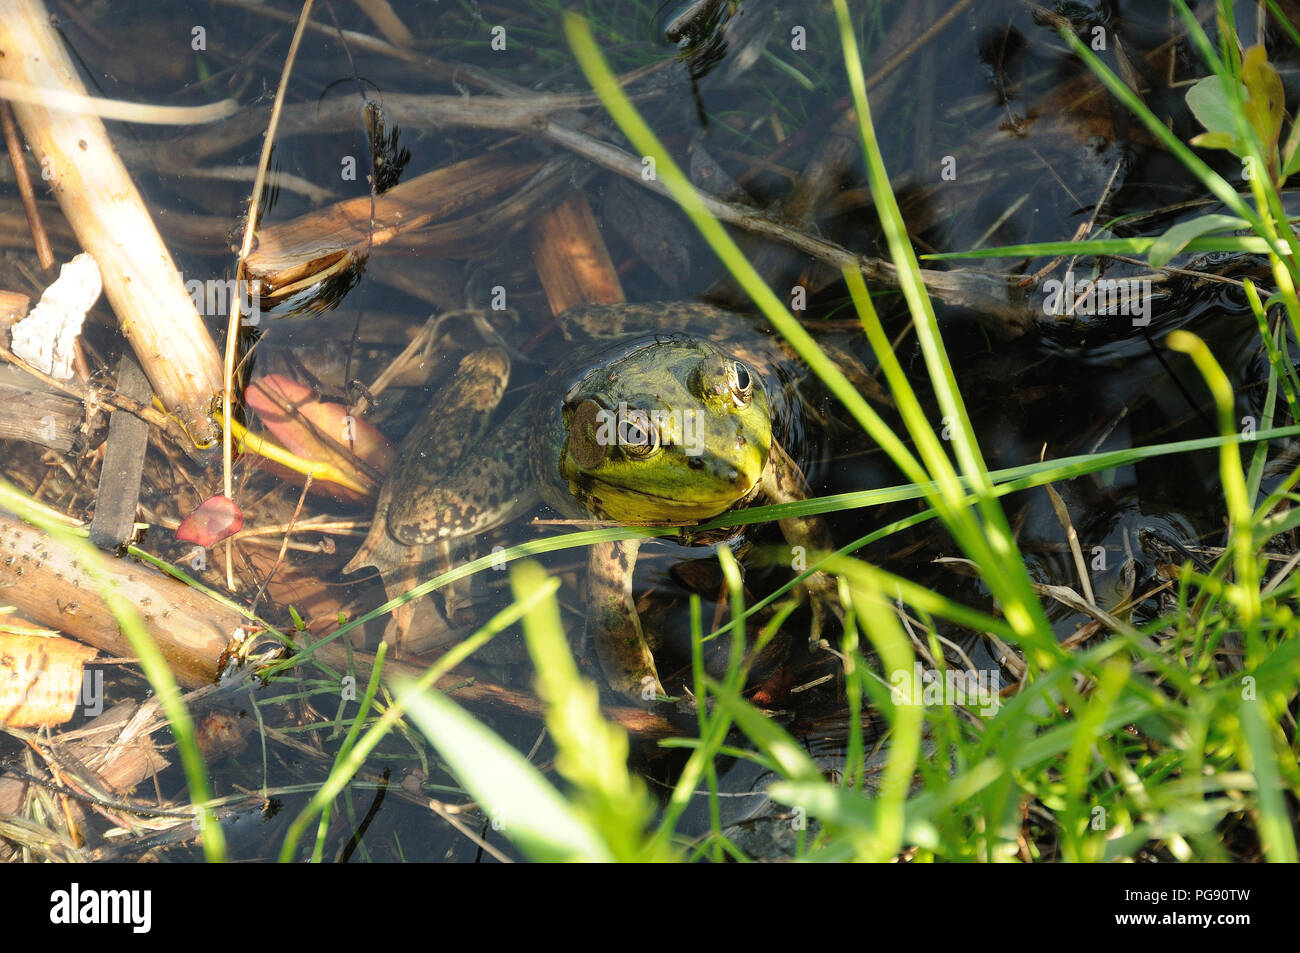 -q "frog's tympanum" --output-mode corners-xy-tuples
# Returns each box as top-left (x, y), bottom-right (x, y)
(344, 302), (845, 703)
